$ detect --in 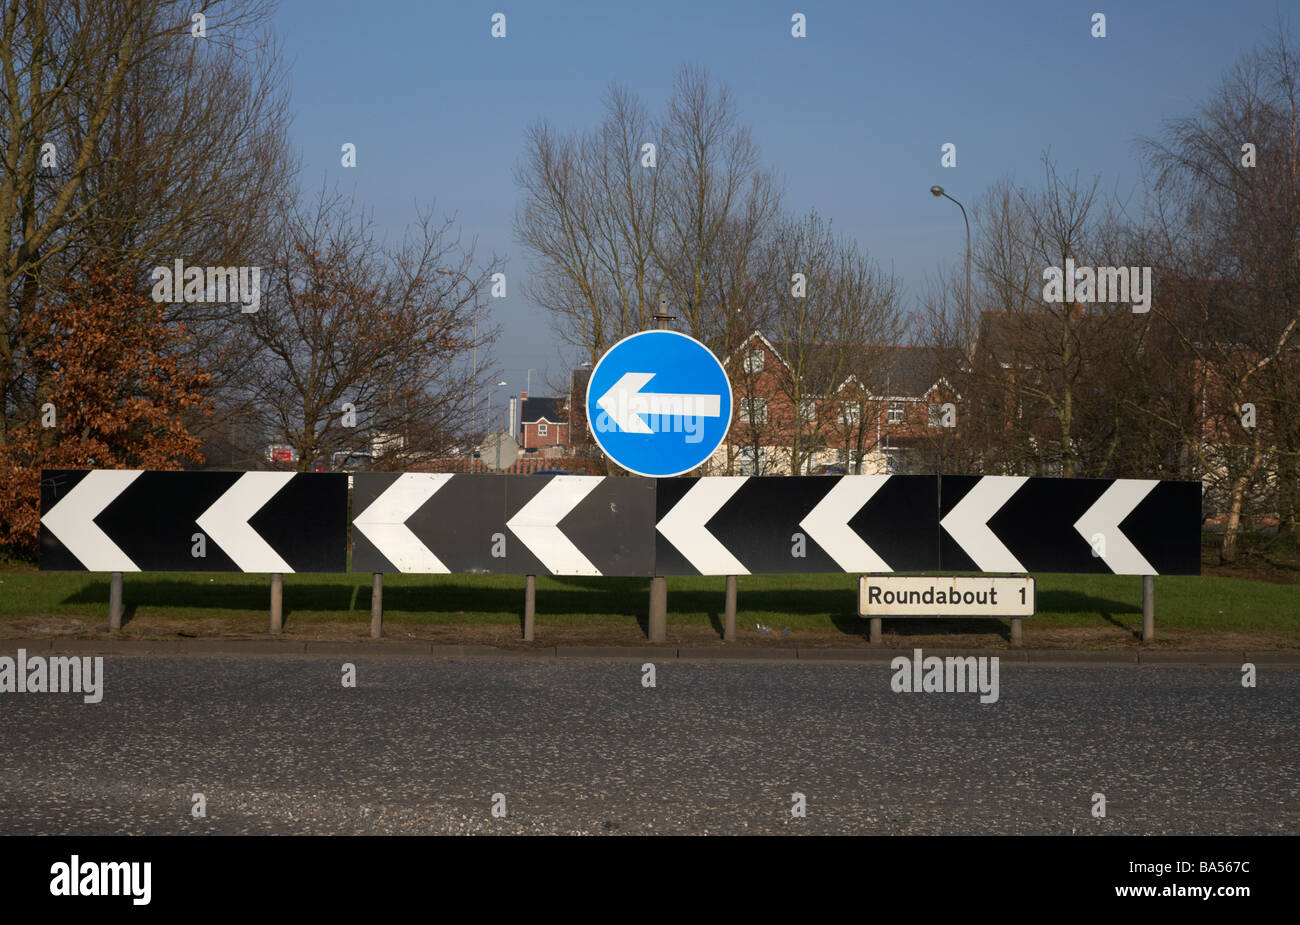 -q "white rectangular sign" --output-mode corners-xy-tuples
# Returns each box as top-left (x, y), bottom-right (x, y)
(858, 576), (1035, 617)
